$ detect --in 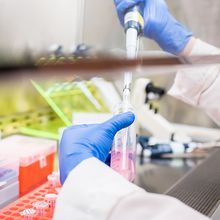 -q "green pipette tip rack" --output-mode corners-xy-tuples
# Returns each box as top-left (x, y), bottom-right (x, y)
(19, 118), (64, 140)
(18, 80), (109, 140)
(31, 80), (109, 127)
